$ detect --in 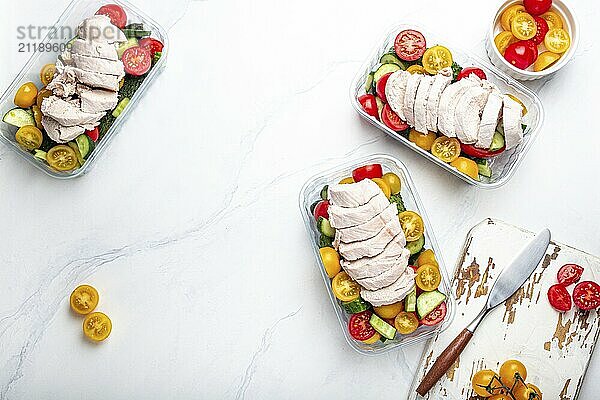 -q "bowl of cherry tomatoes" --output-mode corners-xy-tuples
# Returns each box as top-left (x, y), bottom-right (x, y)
(487, 0), (579, 80)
